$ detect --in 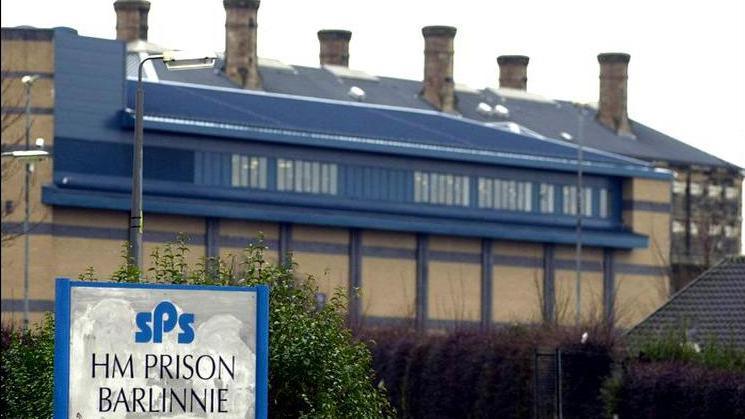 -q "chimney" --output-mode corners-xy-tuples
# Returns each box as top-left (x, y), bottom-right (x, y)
(421, 25), (457, 113)
(114, 0), (150, 42)
(597, 52), (632, 135)
(224, 0), (261, 90)
(318, 30), (352, 67)
(497, 55), (529, 90)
